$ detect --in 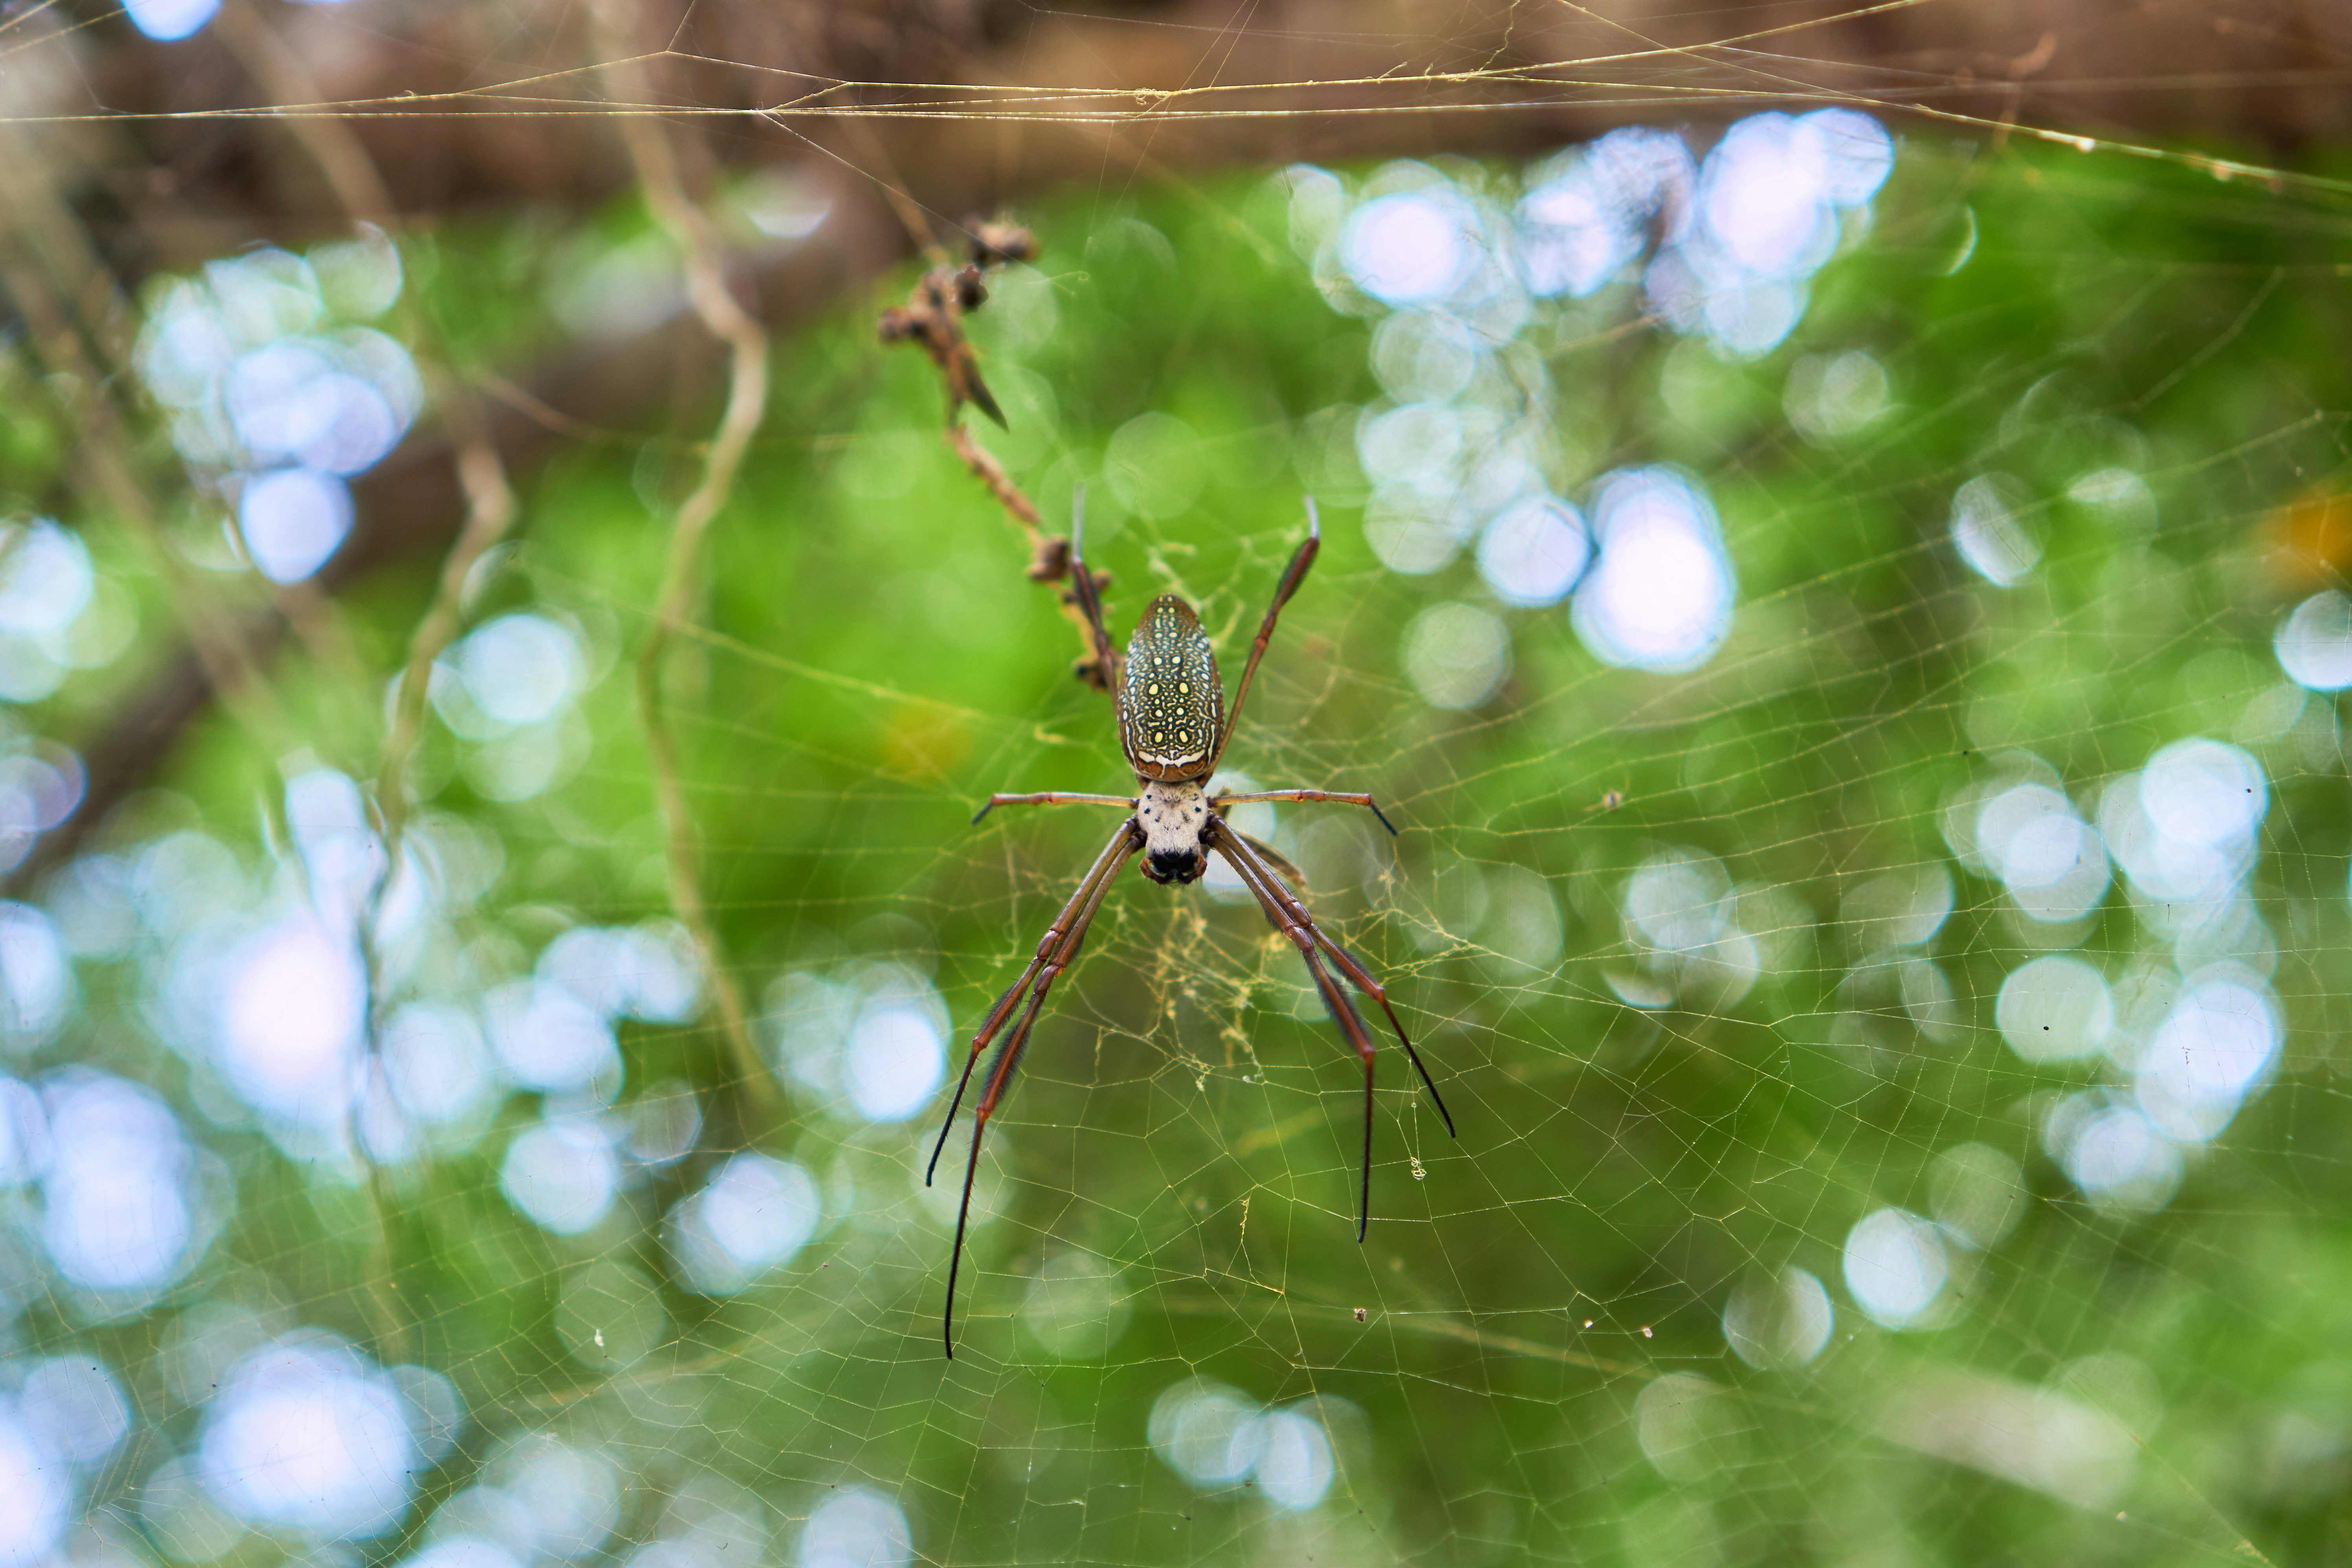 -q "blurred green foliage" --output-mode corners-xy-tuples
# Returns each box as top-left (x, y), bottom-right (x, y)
(18, 133), (2352, 1566)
